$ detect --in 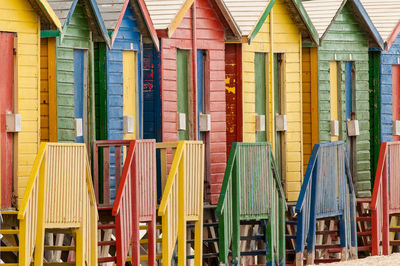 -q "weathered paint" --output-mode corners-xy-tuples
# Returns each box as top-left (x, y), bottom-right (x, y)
(0, 32), (14, 208)
(0, 0), (47, 206)
(55, 2), (92, 142)
(233, 0), (304, 201)
(158, 0), (228, 204)
(225, 43), (242, 156)
(122, 50), (138, 140)
(301, 47), (319, 170)
(143, 43), (162, 141)
(312, 3), (371, 197)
